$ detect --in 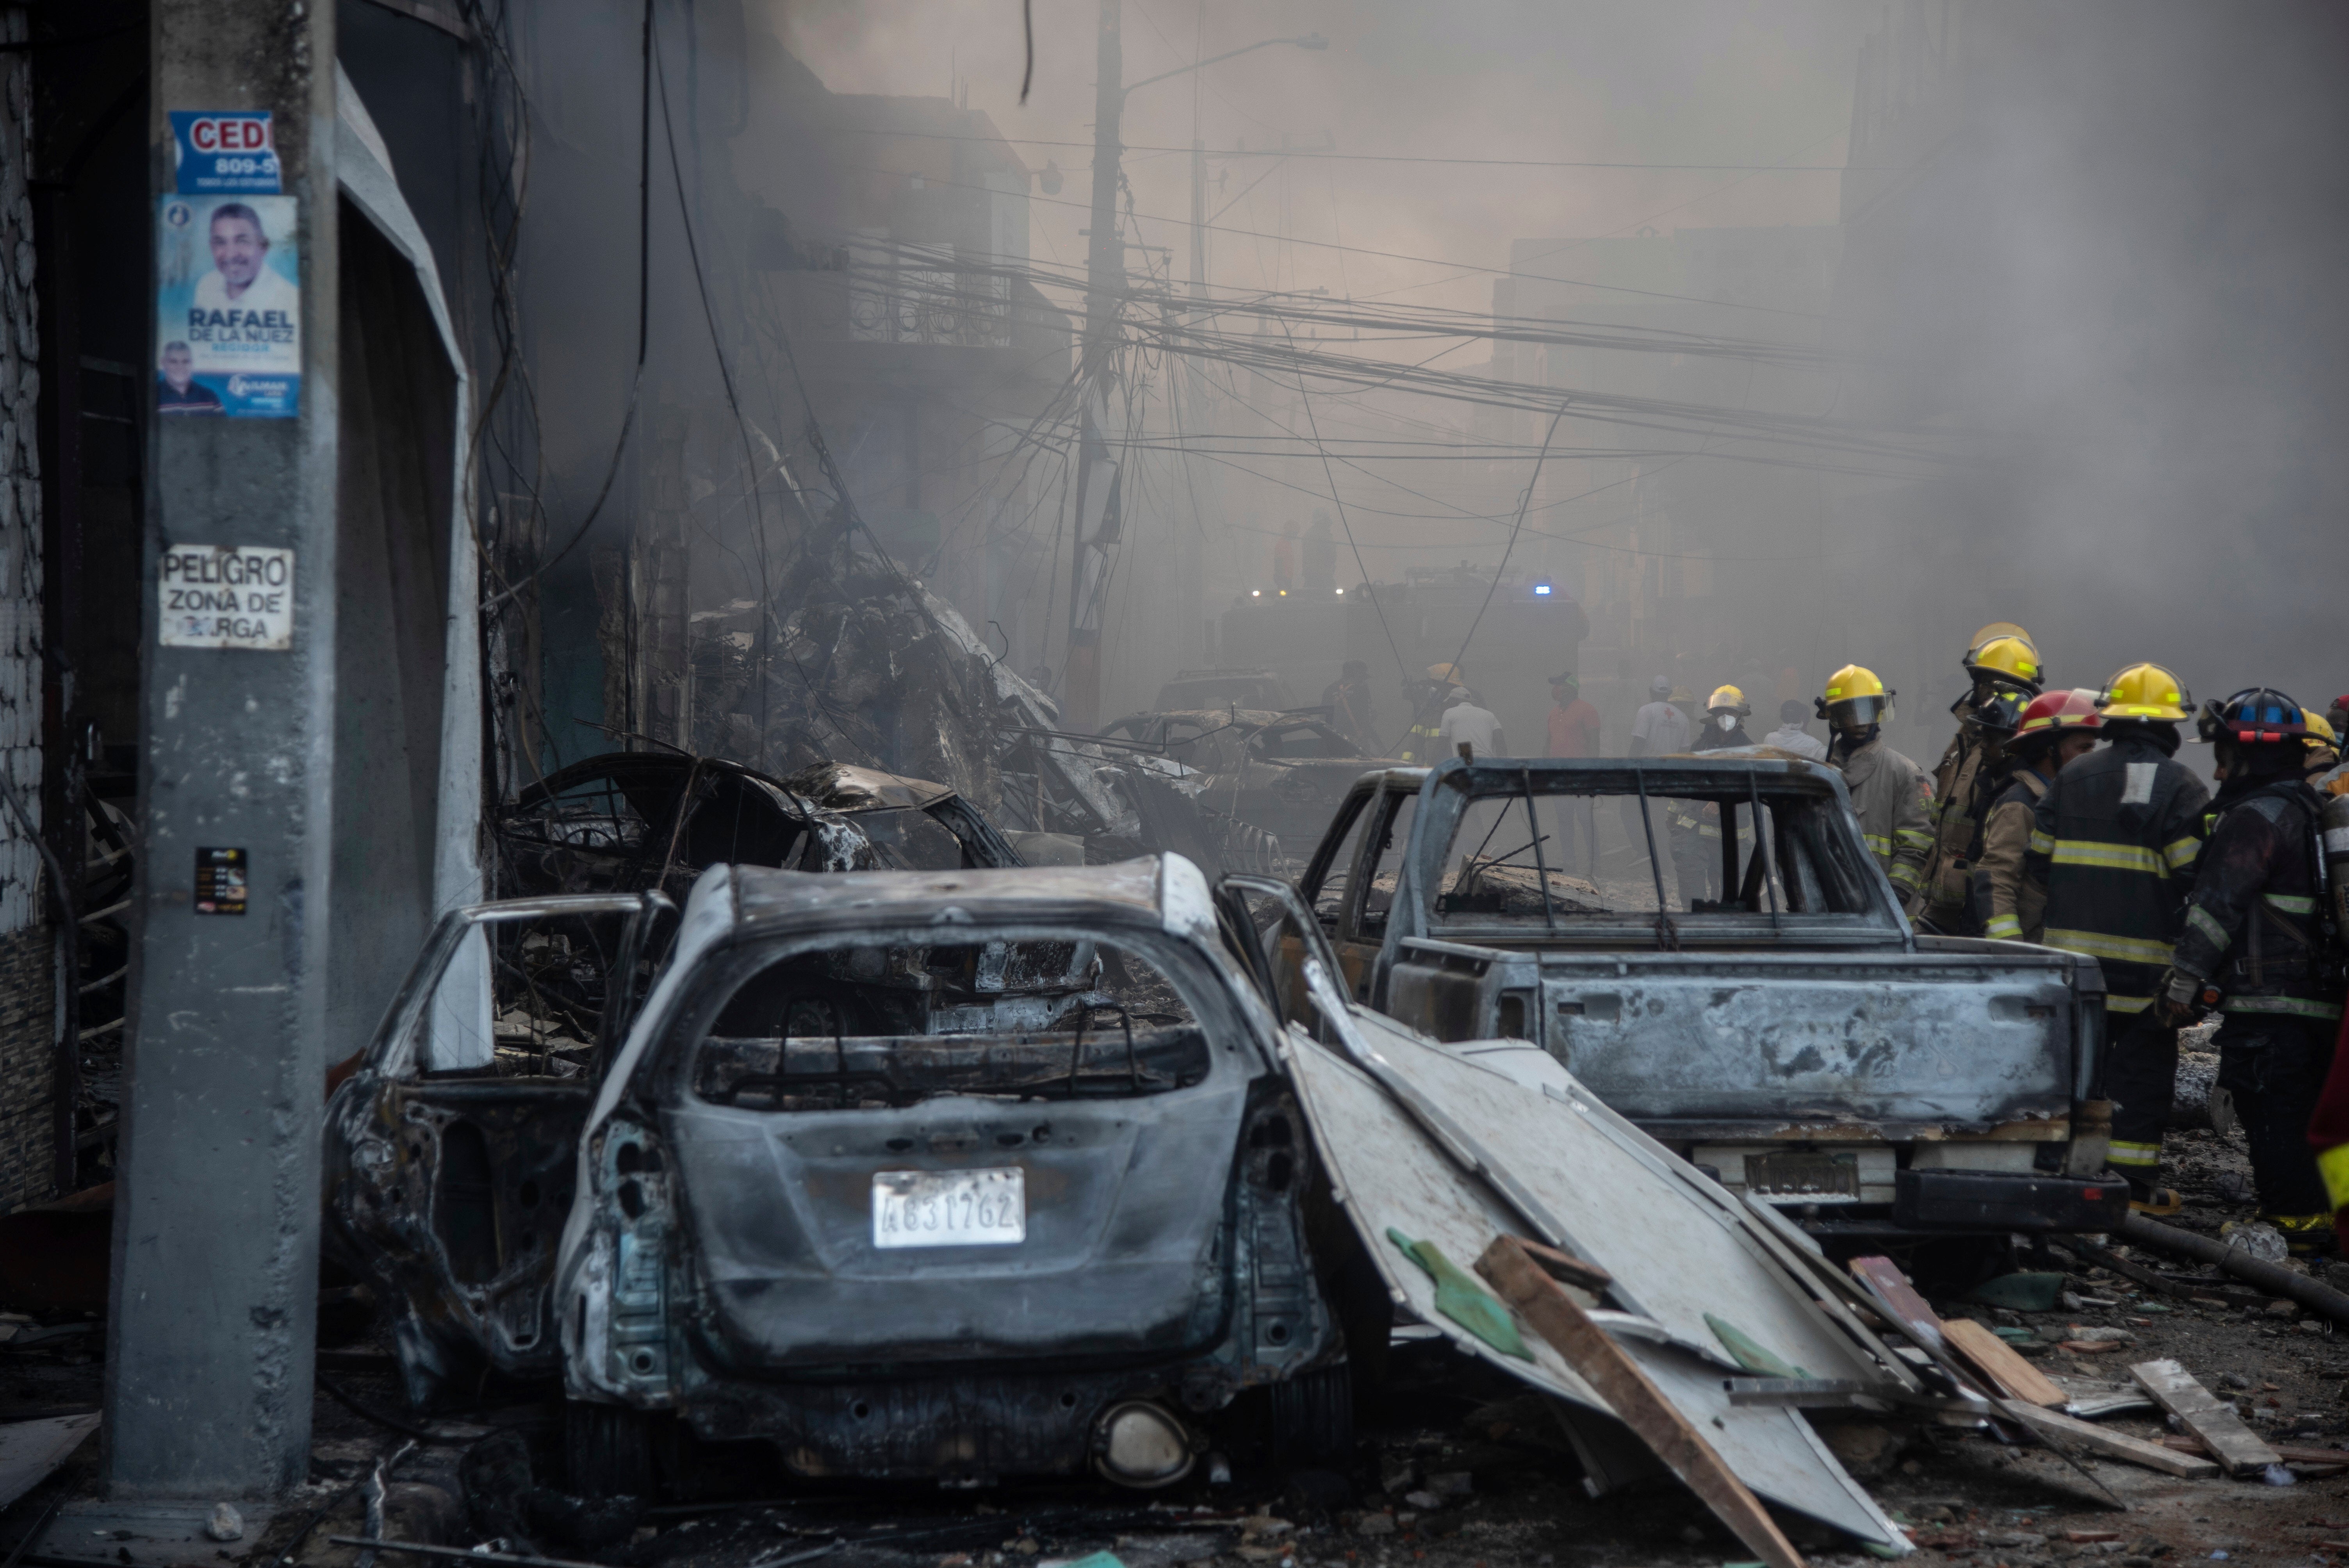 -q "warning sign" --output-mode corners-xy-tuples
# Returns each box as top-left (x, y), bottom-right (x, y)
(158, 545), (294, 650)
(194, 847), (248, 916)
